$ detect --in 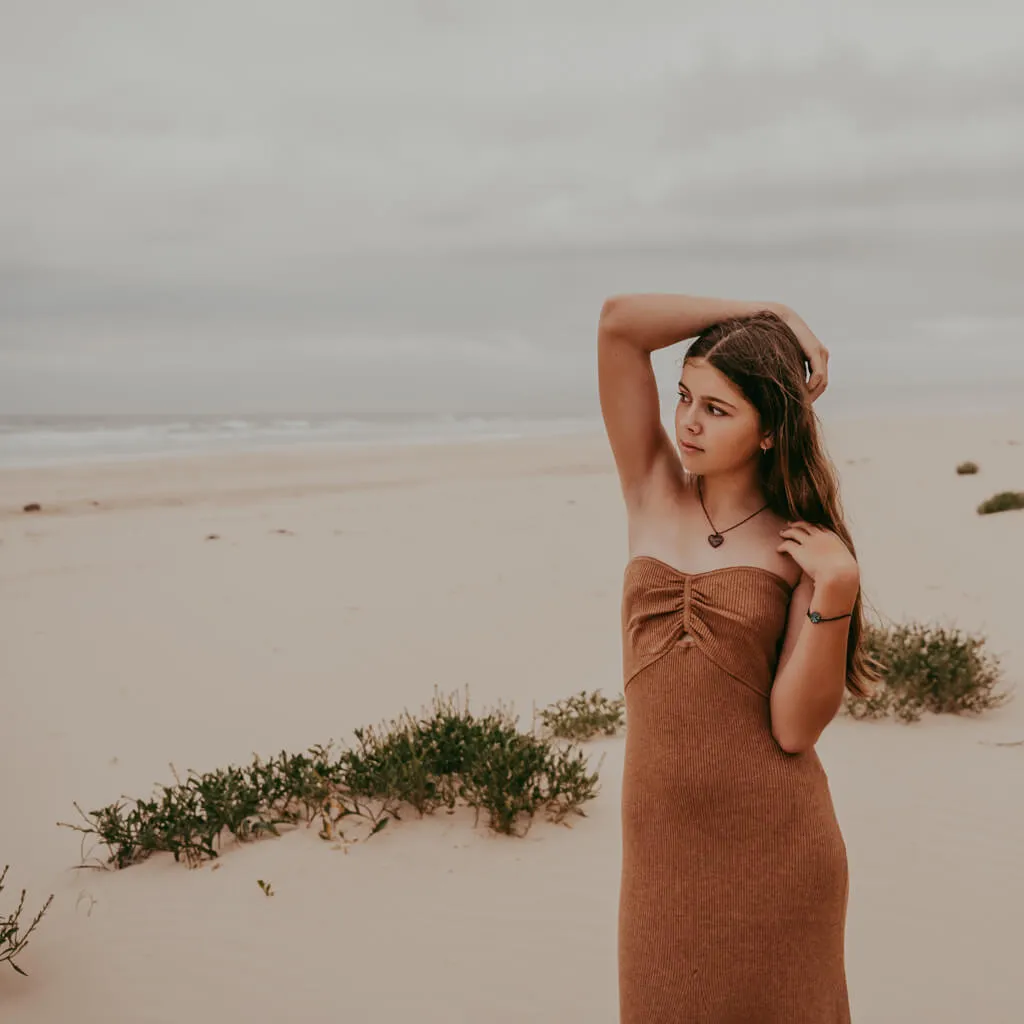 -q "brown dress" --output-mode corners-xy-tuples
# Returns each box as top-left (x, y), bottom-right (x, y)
(618, 555), (850, 1023)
